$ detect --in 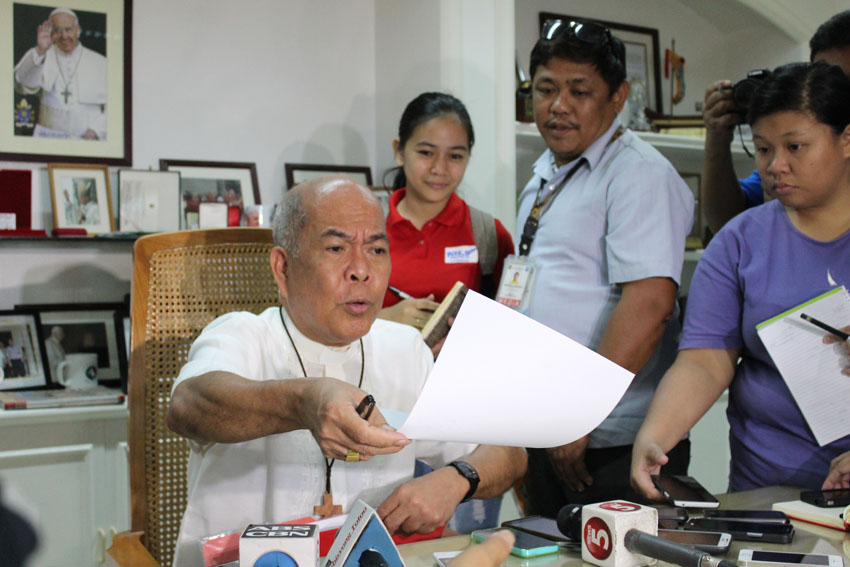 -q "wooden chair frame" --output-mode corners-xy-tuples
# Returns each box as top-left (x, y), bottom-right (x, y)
(128, 228), (276, 564)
